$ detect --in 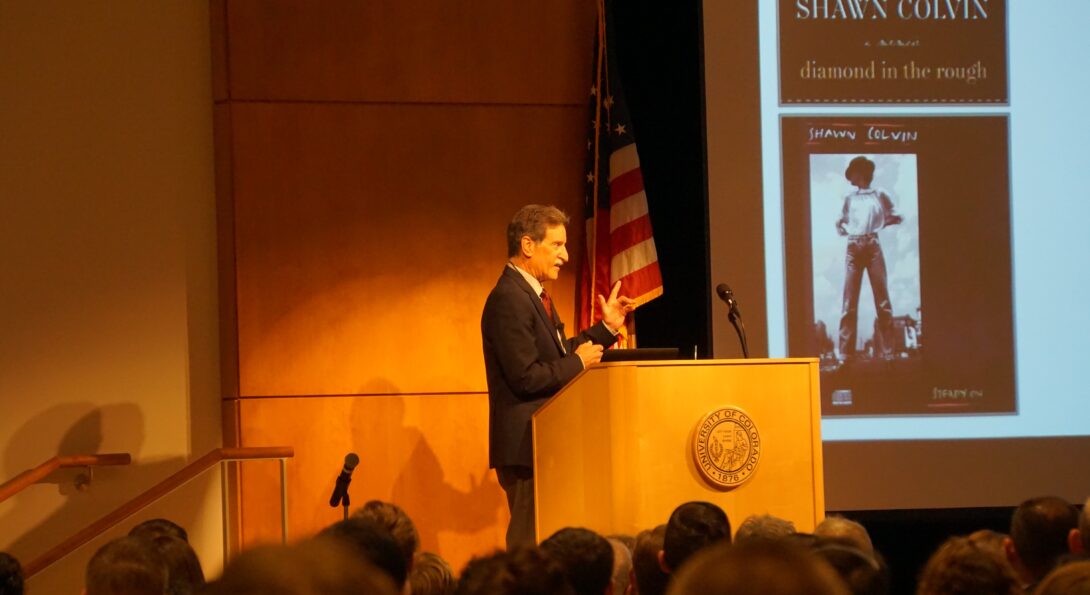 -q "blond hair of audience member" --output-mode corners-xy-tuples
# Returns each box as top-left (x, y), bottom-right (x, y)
(353, 500), (420, 570)
(815, 516), (874, 556)
(201, 540), (396, 595)
(606, 537), (633, 595)
(1035, 559), (1090, 595)
(409, 552), (456, 595)
(667, 540), (849, 595)
(917, 535), (1021, 595)
(734, 514), (796, 544)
